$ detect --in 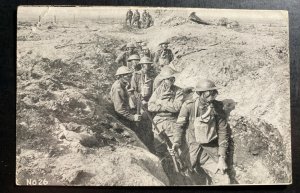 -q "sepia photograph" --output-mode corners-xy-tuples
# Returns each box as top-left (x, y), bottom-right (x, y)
(16, 6), (291, 186)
